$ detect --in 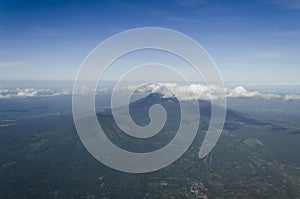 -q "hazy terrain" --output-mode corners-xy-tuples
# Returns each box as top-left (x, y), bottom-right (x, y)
(1, 88), (300, 198)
